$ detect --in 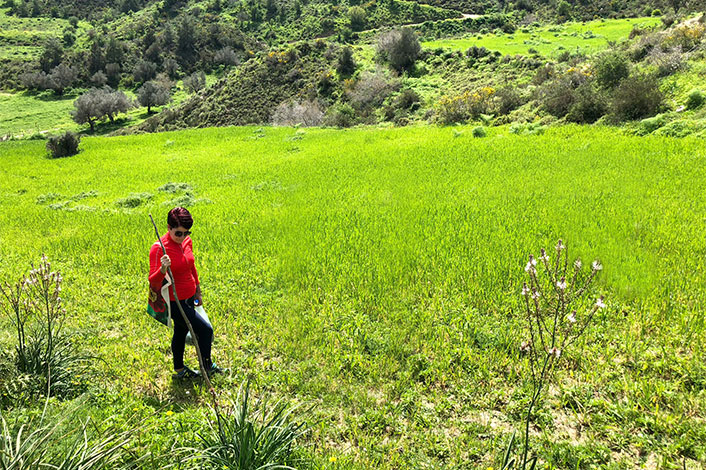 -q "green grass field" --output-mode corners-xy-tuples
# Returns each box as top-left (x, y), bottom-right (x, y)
(1, 125), (705, 469)
(422, 17), (662, 57)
